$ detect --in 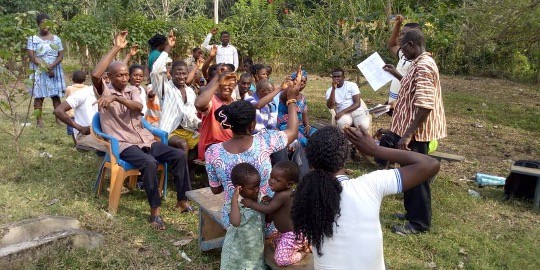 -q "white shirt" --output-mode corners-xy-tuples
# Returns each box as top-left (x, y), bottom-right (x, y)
(325, 81), (361, 113)
(151, 51), (201, 134)
(314, 169), (402, 270)
(65, 86), (98, 137)
(202, 33), (239, 71)
(389, 50), (411, 101)
(137, 85), (148, 115)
